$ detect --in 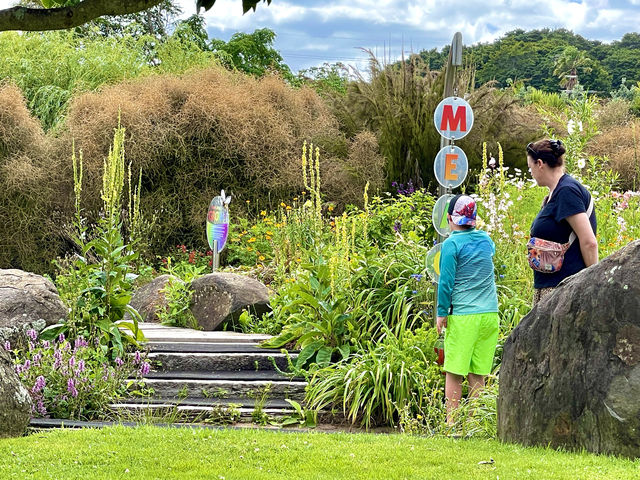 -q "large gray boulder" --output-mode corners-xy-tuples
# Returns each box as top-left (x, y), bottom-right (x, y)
(127, 274), (182, 323)
(190, 273), (270, 331)
(0, 348), (32, 437)
(498, 240), (640, 458)
(0, 269), (67, 348)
